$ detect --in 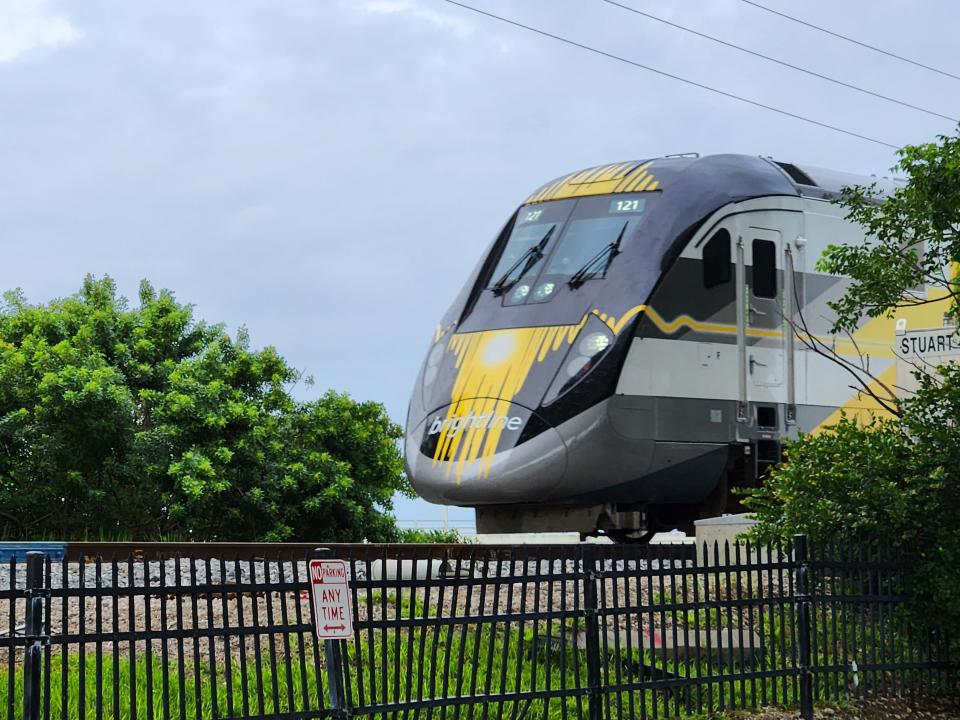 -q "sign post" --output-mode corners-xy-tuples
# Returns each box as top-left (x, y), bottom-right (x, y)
(311, 548), (353, 714)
